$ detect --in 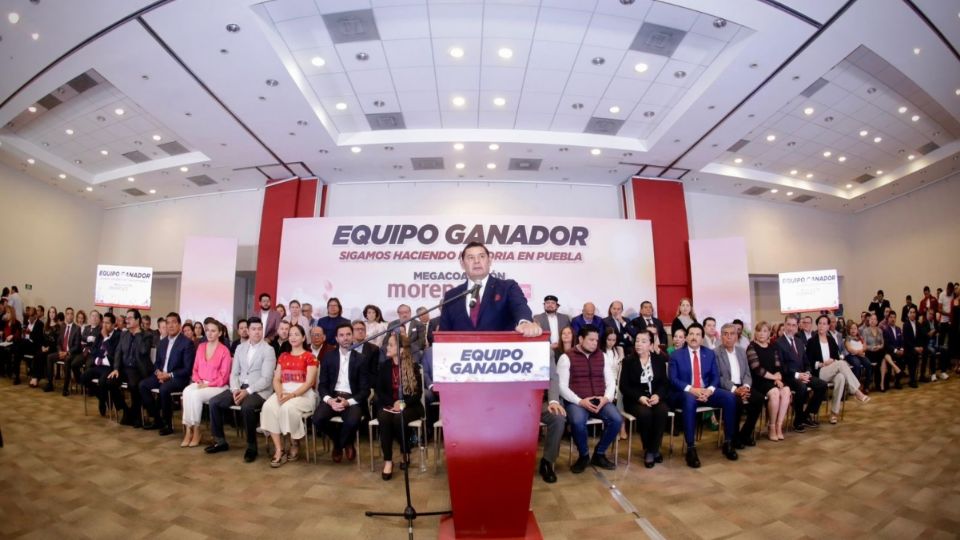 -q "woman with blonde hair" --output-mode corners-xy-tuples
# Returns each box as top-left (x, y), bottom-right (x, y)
(670, 298), (698, 336)
(747, 321), (791, 441)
